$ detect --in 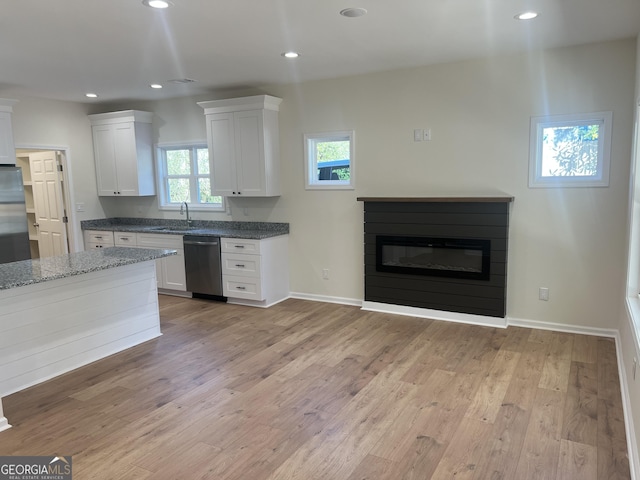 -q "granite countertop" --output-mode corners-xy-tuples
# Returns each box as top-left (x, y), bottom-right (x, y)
(81, 218), (289, 240)
(0, 247), (176, 291)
